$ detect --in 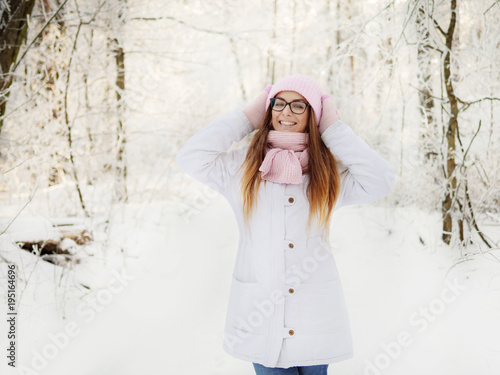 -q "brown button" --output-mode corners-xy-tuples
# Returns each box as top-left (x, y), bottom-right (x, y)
(288, 243), (294, 249)
(289, 329), (295, 336)
(288, 288), (294, 294)
(288, 197), (294, 204)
